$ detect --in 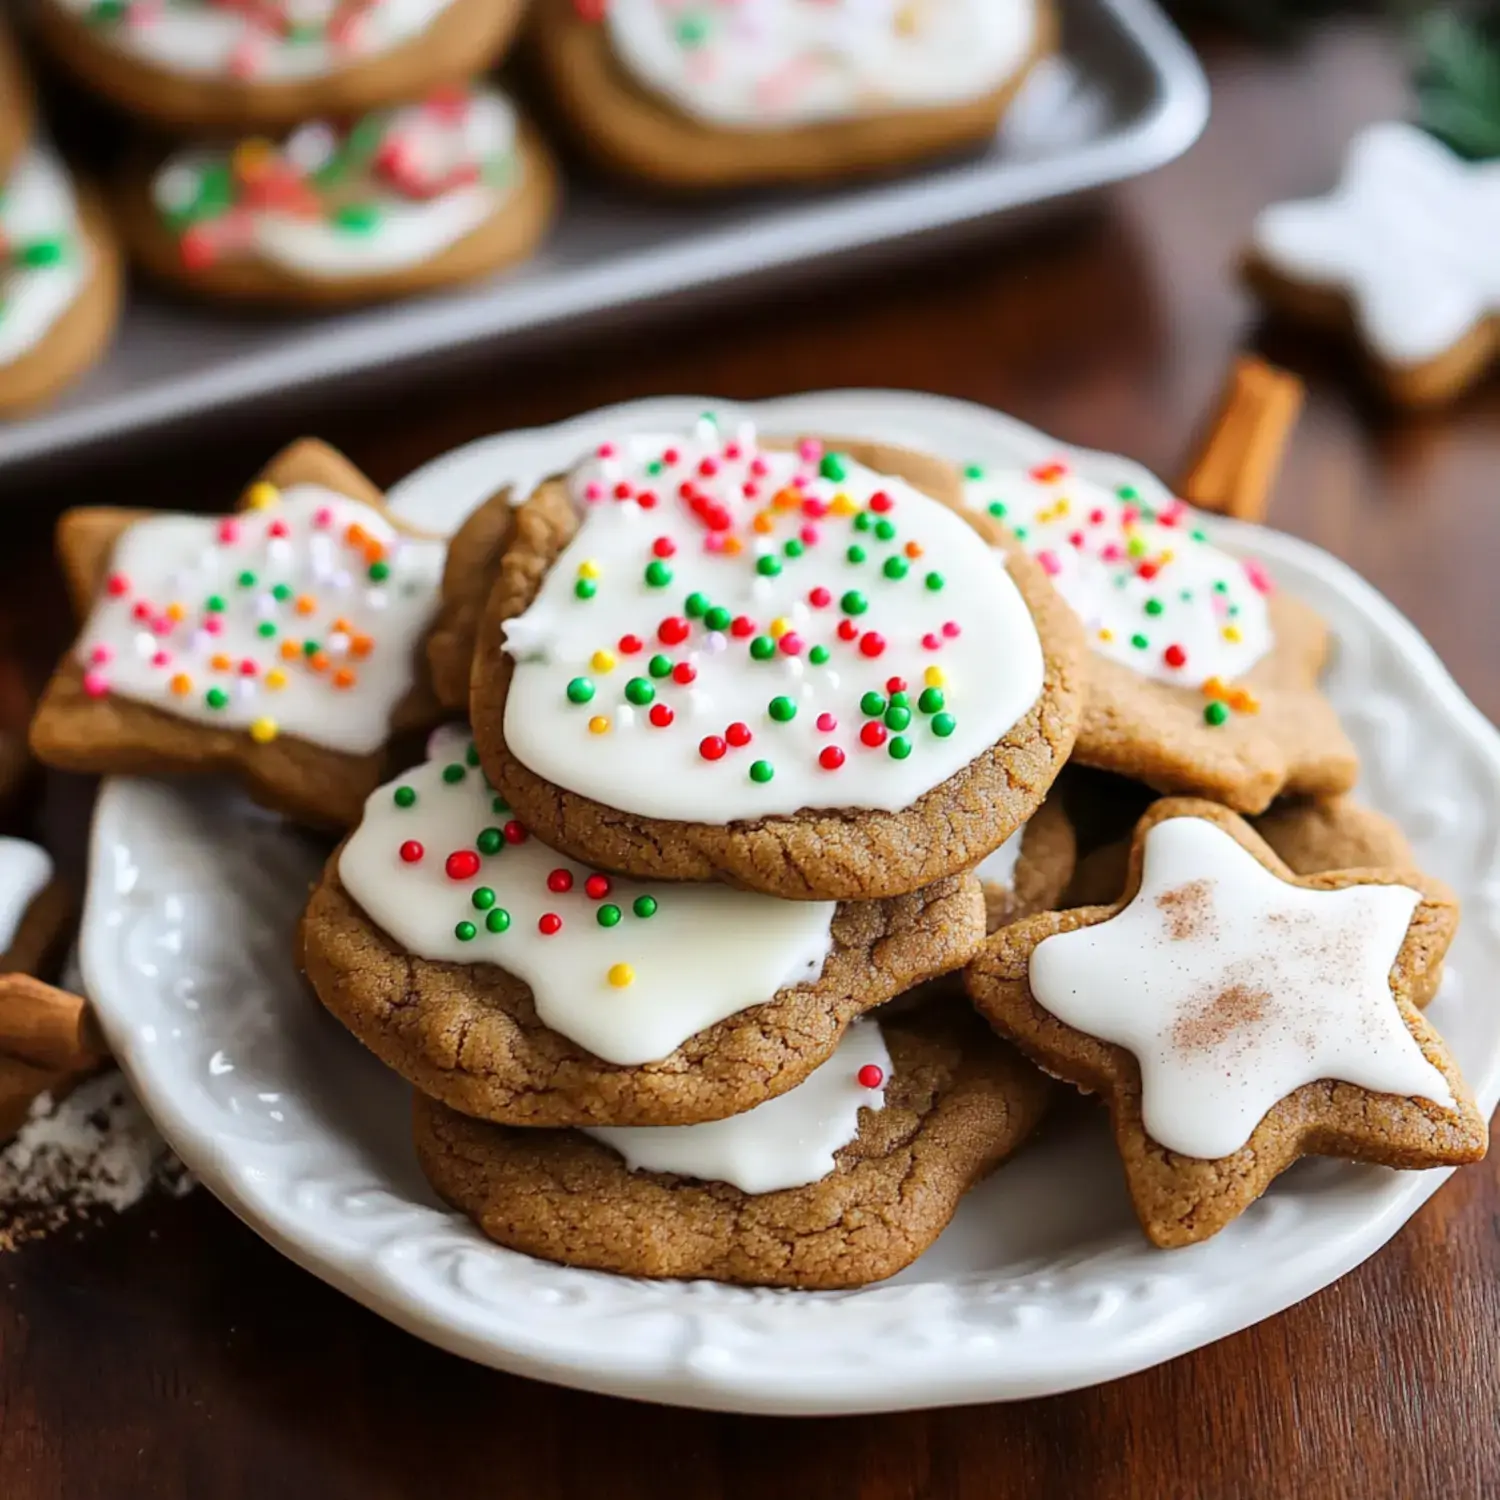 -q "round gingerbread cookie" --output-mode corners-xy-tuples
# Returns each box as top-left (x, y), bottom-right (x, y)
(532, 0), (1057, 189)
(37, 0), (524, 134)
(117, 87), (558, 310)
(414, 1000), (1053, 1289)
(470, 422), (1085, 902)
(0, 142), (122, 417)
(958, 454), (1358, 815)
(301, 725), (986, 1126)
